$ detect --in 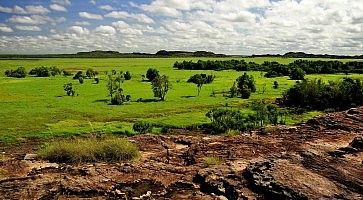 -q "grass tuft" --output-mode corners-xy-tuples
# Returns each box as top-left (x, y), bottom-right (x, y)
(37, 137), (139, 163)
(202, 156), (222, 167)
